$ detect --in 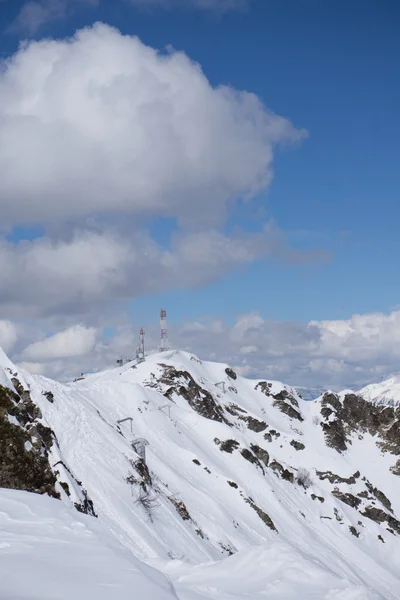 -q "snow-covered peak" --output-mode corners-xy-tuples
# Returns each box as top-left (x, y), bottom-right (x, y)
(2, 347), (400, 598)
(359, 374), (400, 406)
